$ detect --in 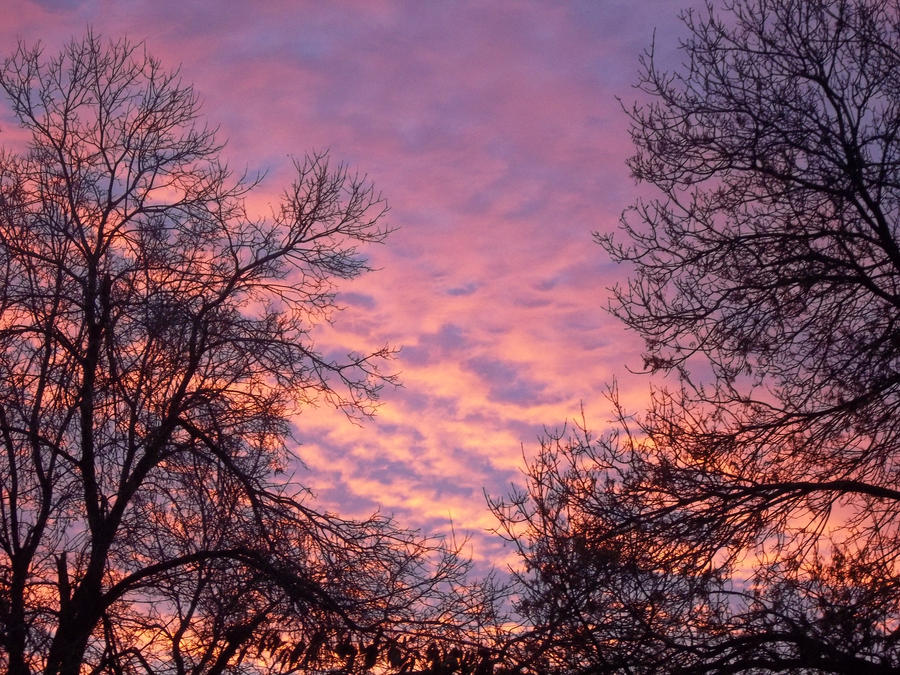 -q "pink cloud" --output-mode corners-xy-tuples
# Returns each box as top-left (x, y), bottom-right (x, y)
(1, 0), (690, 570)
